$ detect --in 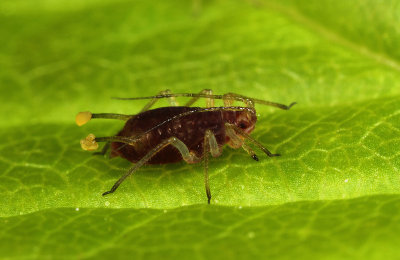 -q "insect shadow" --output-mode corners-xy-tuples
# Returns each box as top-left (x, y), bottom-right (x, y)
(76, 89), (296, 204)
